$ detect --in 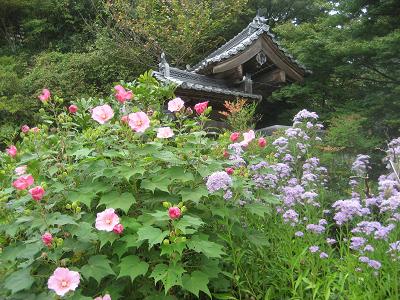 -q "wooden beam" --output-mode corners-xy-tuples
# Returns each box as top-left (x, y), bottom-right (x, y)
(256, 68), (286, 83)
(212, 40), (262, 74)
